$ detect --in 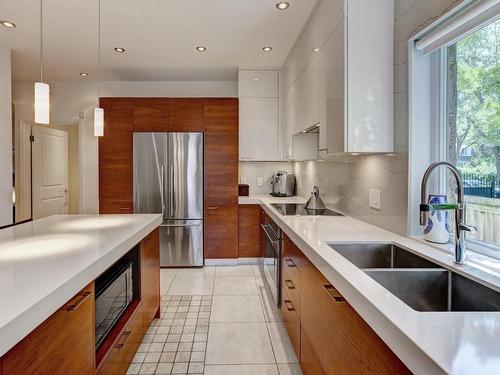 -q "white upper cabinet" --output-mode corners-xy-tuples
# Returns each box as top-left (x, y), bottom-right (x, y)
(283, 0), (394, 158)
(238, 69), (281, 161)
